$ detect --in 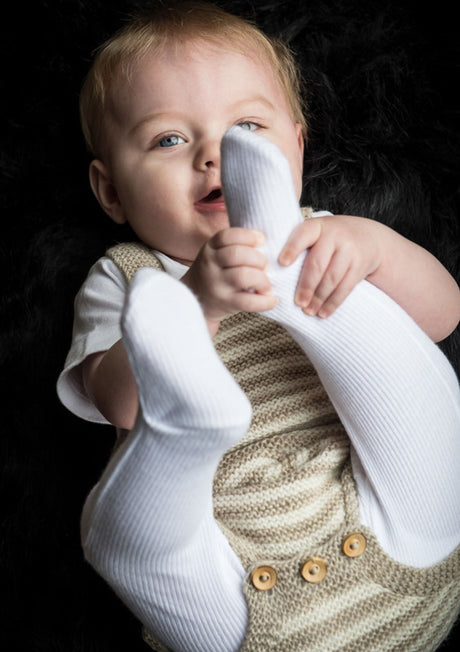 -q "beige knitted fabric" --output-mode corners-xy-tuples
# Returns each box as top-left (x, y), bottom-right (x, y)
(106, 242), (460, 652)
